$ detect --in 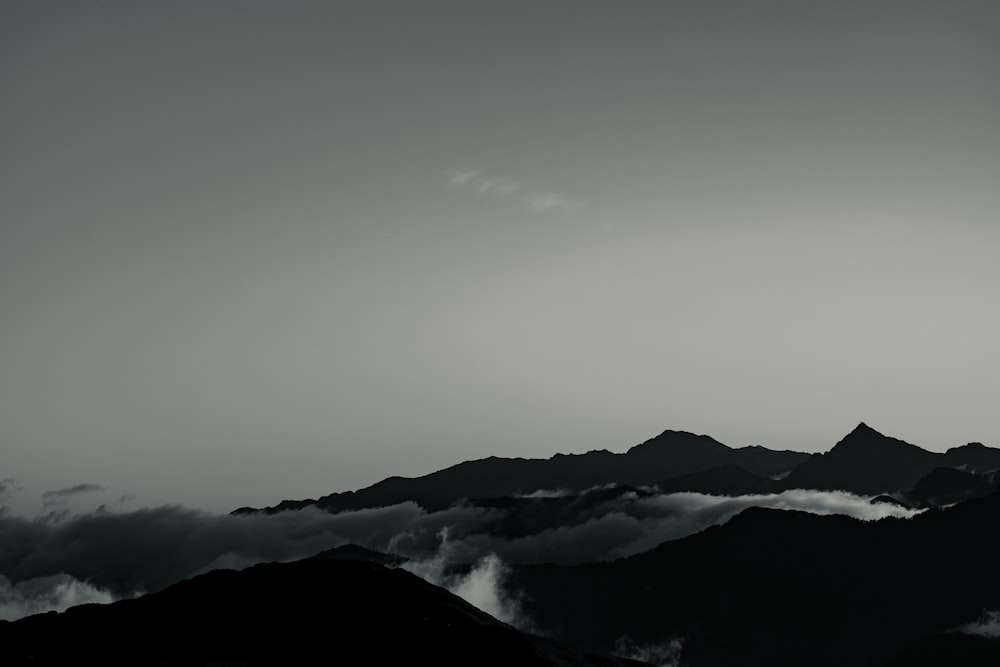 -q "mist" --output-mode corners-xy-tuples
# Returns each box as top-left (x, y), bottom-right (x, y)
(0, 487), (919, 621)
(0, 573), (114, 621)
(959, 610), (1000, 638)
